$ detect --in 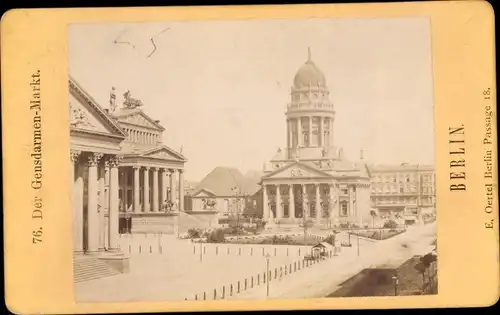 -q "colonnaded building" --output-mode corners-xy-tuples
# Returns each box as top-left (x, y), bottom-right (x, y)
(260, 49), (372, 227)
(69, 77), (187, 272)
